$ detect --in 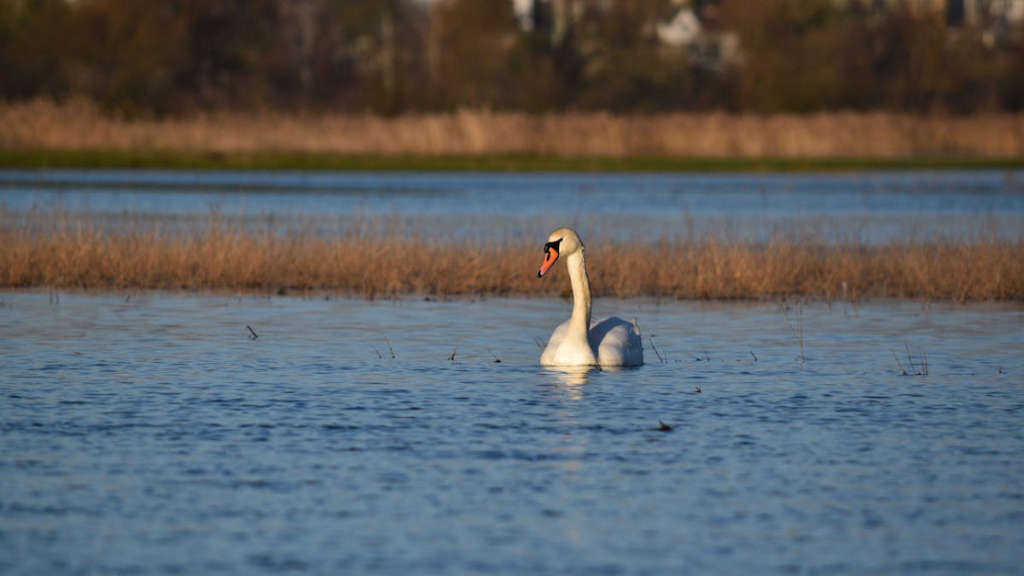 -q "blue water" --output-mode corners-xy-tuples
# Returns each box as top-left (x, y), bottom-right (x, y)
(2, 170), (1023, 243)
(1, 293), (1022, 574)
